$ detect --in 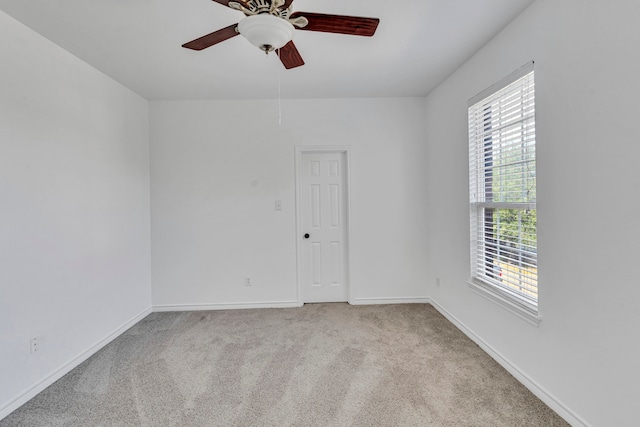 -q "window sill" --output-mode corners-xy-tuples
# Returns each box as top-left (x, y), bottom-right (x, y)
(467, 279), (542, 327)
